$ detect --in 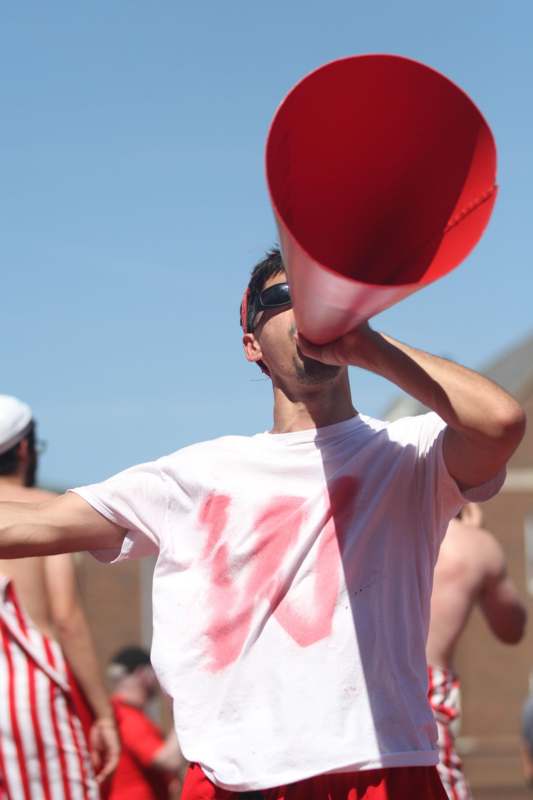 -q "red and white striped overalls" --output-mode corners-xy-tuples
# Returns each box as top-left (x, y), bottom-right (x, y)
(428, 665), (472, 800)
(0, 577), (98, 799)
